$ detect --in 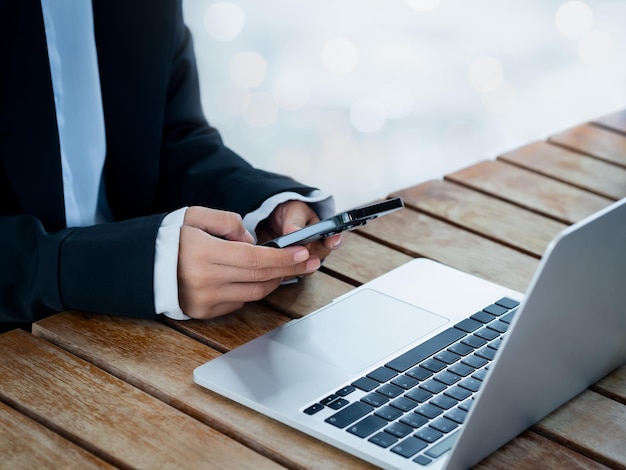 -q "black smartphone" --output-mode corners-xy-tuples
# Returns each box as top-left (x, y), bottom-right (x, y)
(261, 197), (404, 248)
